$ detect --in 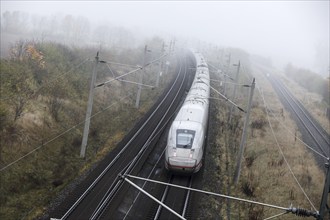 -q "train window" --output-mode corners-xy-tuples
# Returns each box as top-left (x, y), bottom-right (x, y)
(176, 129), (195, 149)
